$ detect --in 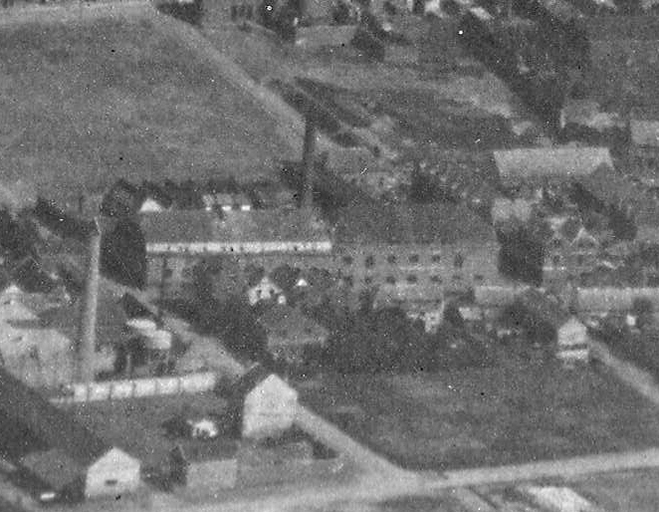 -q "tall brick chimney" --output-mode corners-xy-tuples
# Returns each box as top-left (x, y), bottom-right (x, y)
(301, 118), (317, 209)
(77, 218), (101, 383)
